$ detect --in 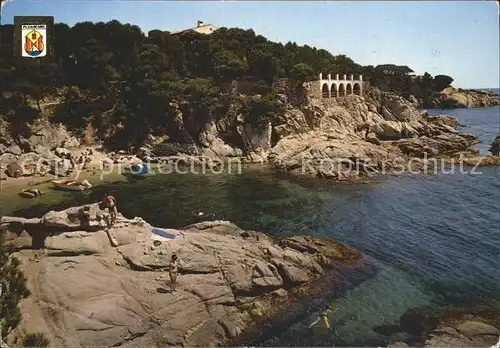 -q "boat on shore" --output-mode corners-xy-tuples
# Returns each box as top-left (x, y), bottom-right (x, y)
(18, 188), (43, 198)
(52, 179), (92, 191)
